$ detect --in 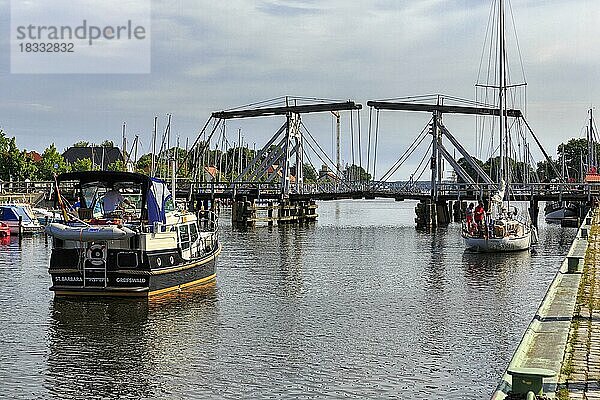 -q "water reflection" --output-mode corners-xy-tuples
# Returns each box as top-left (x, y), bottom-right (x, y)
(45, 284), (217, 400)
(0, 200), (580, 399)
